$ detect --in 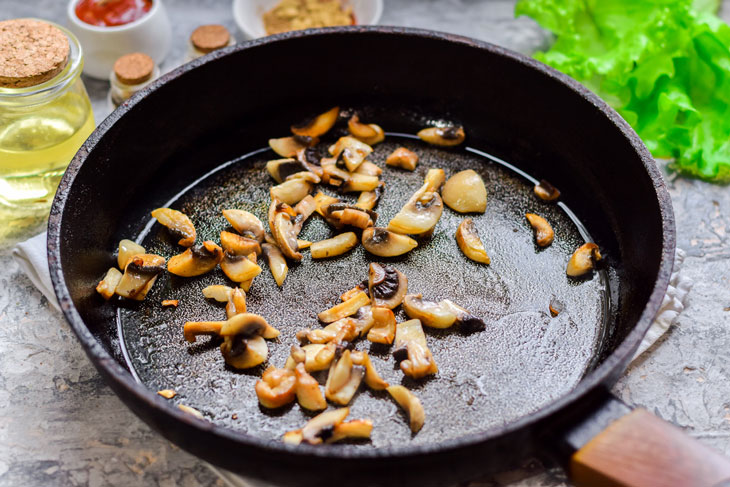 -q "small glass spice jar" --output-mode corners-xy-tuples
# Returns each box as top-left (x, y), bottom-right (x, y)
(185, 24), (235, 62)
(108, 52), (159, 109)
(0, 18), (95, 211)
